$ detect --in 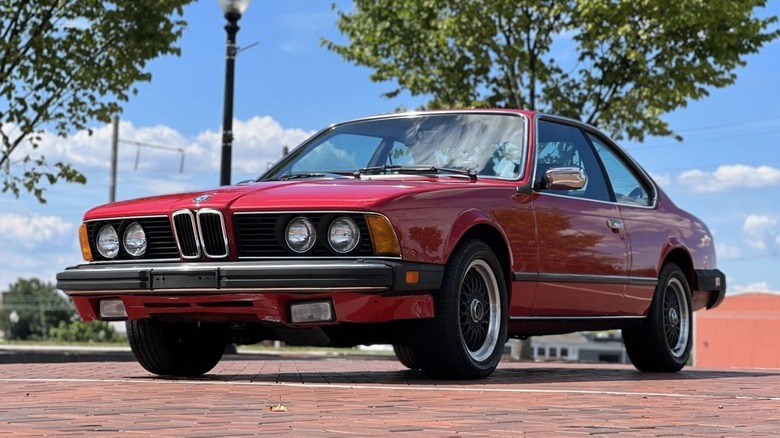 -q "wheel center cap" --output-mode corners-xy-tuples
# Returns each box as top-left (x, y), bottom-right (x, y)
(668, 307), (679, 326)
(470, 299), (484, 322)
